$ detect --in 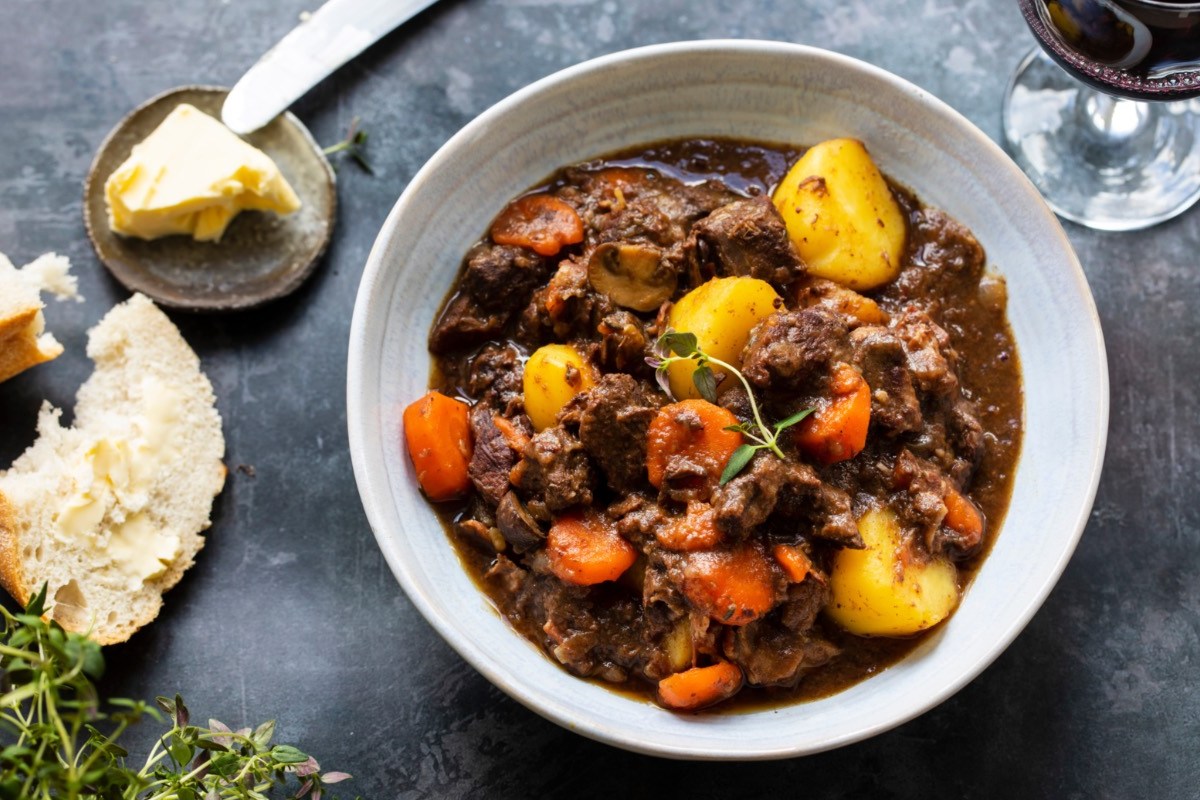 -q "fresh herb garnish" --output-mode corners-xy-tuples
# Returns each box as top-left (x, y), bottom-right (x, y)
(322, 117), (373, 174)
(0, 585), (352, 799)
(648, 329), (813, 484)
